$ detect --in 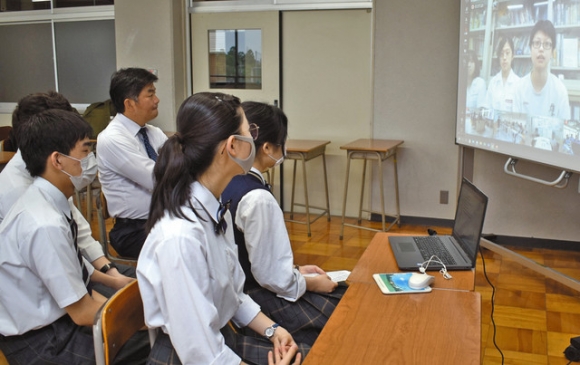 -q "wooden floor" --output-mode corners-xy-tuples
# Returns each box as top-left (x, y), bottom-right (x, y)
(285, 213), (580, 365)
(86, 196), (580, 365)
